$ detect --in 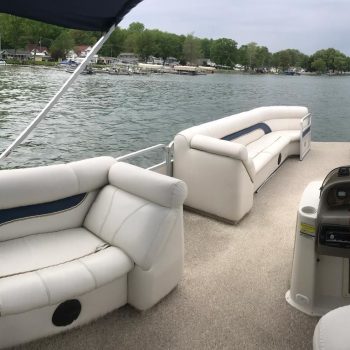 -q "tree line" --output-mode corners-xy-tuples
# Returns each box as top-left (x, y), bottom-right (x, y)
(1, 14), (350, 73)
